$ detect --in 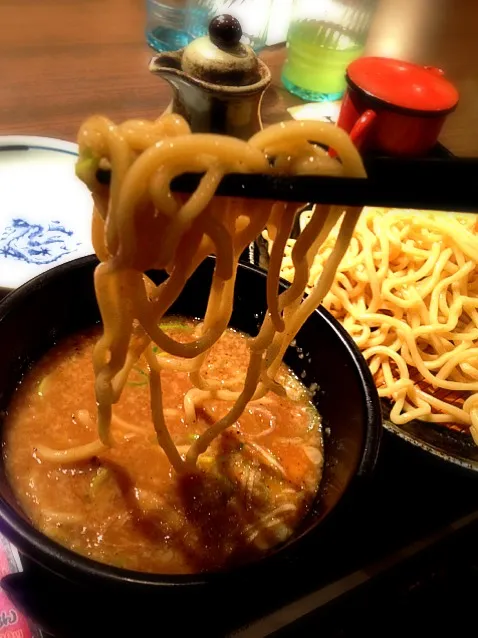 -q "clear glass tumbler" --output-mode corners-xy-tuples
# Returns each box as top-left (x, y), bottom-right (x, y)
(282, 0), (378, 102)
(186, 0), (273, 51)
(146, 0), (194, 52)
